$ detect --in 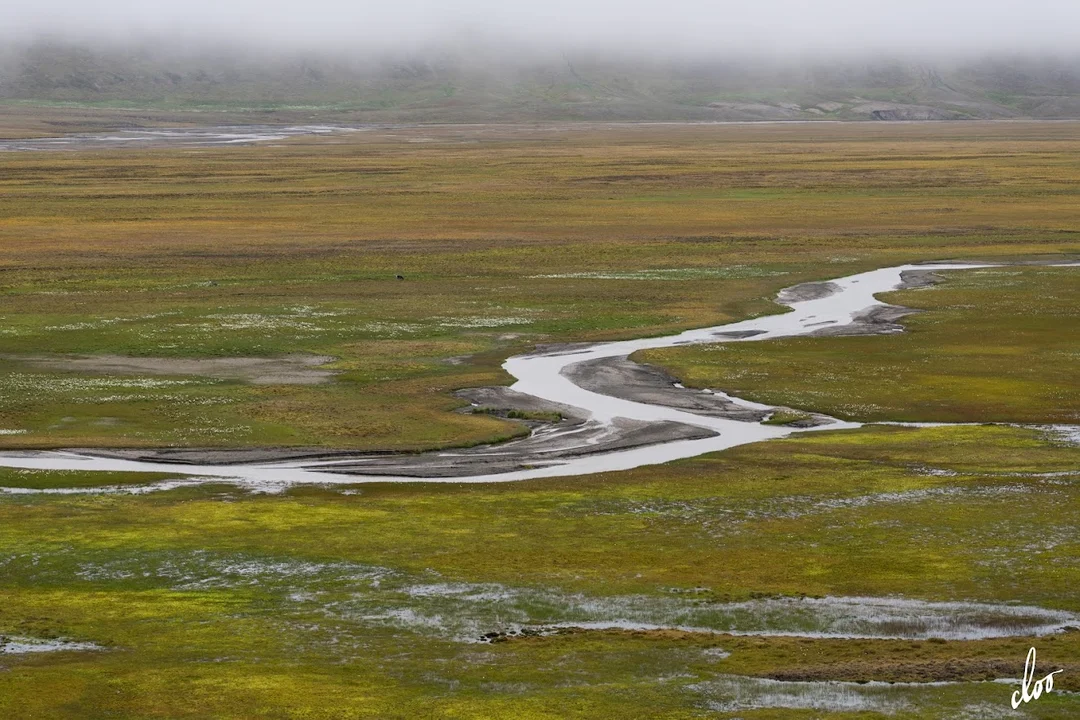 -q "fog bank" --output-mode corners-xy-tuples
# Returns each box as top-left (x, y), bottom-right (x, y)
(5, 0), (1080, 60)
